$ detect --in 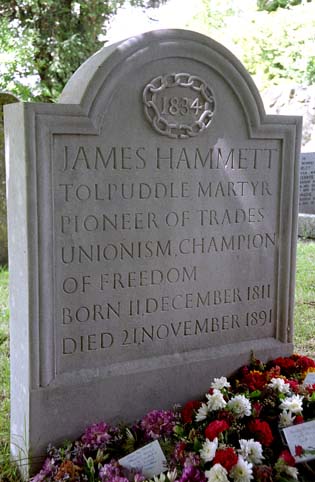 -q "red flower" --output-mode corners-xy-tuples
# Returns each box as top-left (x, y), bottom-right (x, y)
(242, 371), (267, 391)
(266, 366), (281, 379)
(272, 357), (296, 373)
(181, 400), (201, 424)
(306, 383), (315, 395)
(287, 379), (299, 393)
(240, 366), (250, 377)
(295, 445), (304, 457)
(218, 409), (235, 425)
(248, 419), (274, 446)
(279, 449), (295, 466)
(294, 415), (304, 424)
(292, 354), (315, 371)
(253, 465), (273, 482)
(205, 420), (229, 441)
(213, 448), (238, 472)
(252, 401), (263, 417)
